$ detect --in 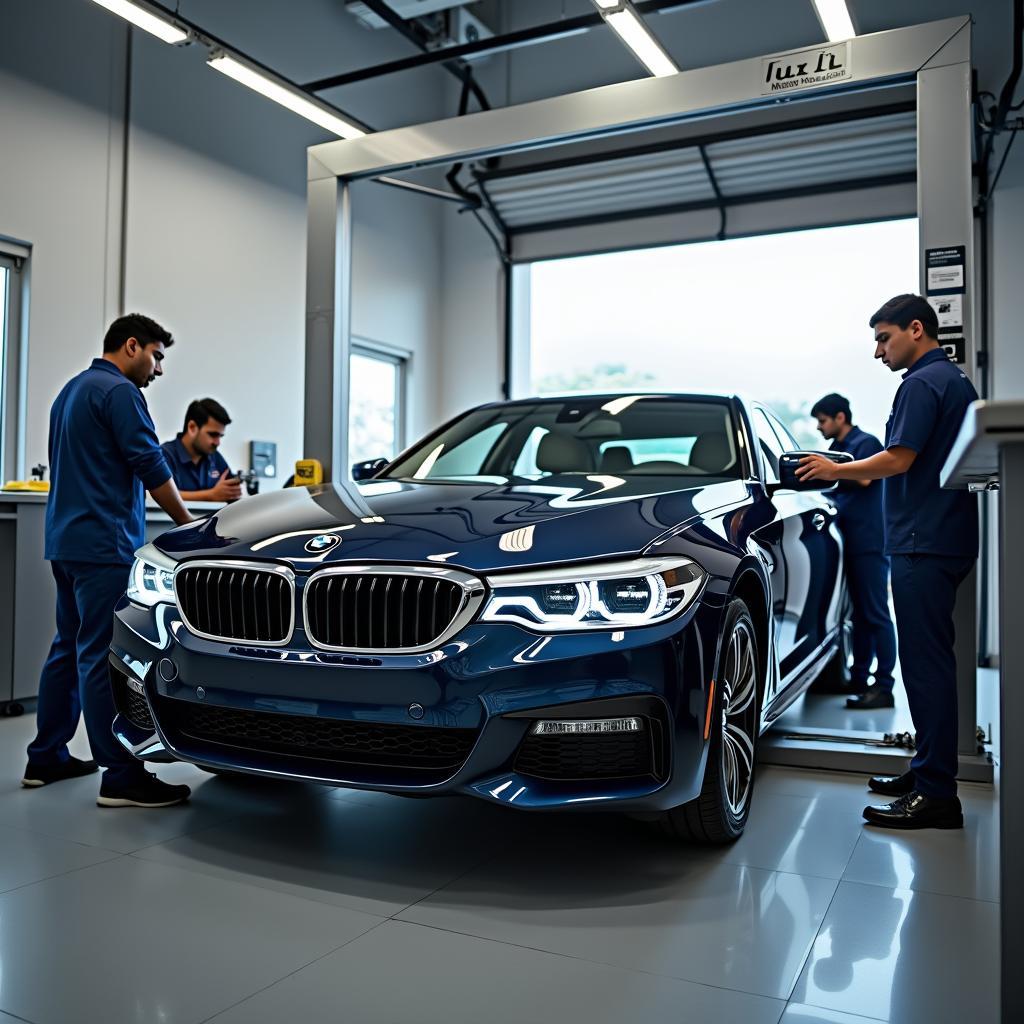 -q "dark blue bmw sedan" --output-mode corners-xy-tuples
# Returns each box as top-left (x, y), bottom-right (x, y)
(109, 394), (849, 842)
